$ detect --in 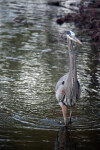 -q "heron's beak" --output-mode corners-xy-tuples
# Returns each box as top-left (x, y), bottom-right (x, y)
(67, 35), (82, 44)
(73, 36), (82, 44)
